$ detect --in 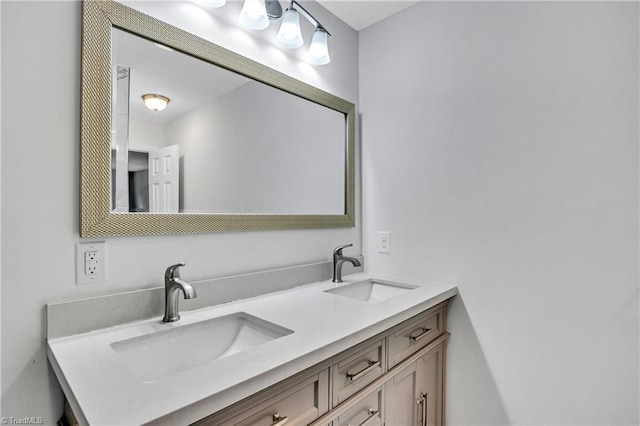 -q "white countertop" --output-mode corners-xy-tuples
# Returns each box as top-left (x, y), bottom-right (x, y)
(47, 273), (457, 425)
